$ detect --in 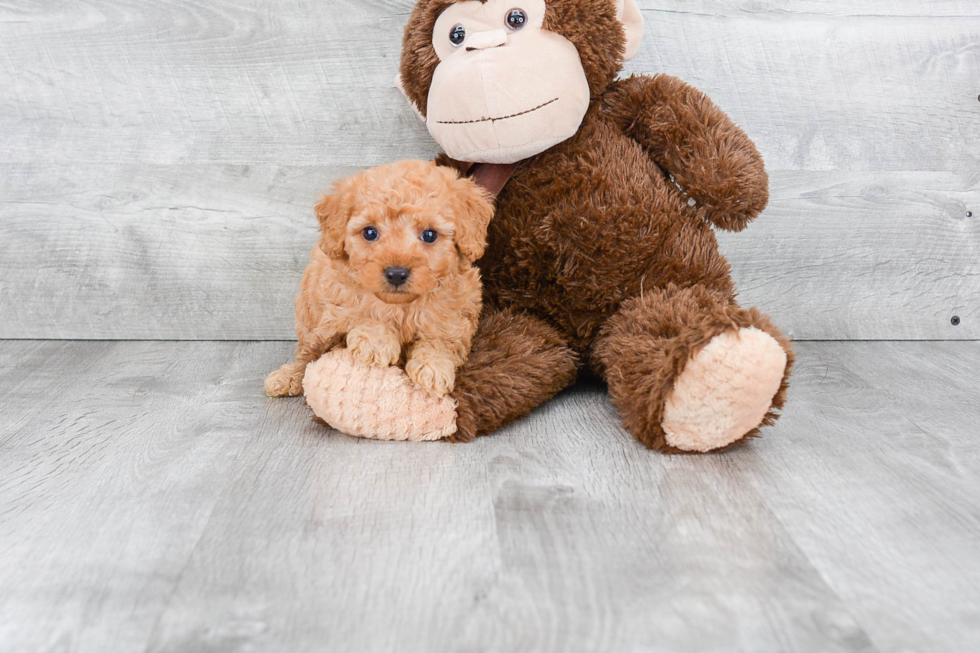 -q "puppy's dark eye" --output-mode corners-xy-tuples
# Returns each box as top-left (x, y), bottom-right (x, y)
(363, 227), (379, 242)
(506, 9), (527, 30)
(449, 24), (466, 46)
(421, 229), (438, 244)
